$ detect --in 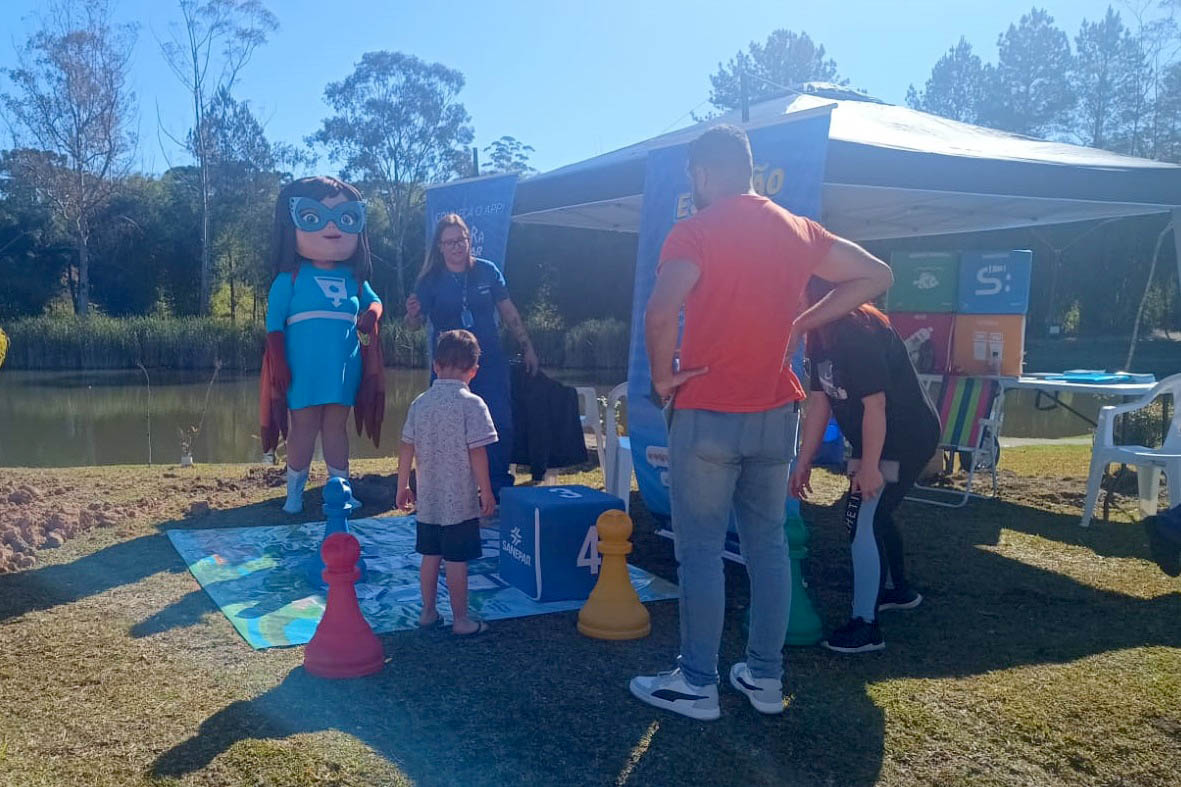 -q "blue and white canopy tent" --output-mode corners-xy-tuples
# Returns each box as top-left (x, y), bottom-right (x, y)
(513, 86), (1181, 242)
(508, 86), (1181, 530)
